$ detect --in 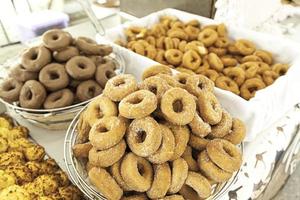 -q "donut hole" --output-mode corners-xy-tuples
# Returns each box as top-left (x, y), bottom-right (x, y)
(137, 163), (145, 175)
(30, 53), (38, 60)
(49, 72), (59, 80)
(136, 130), (147, 143)
(172, 99), (183, 113)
